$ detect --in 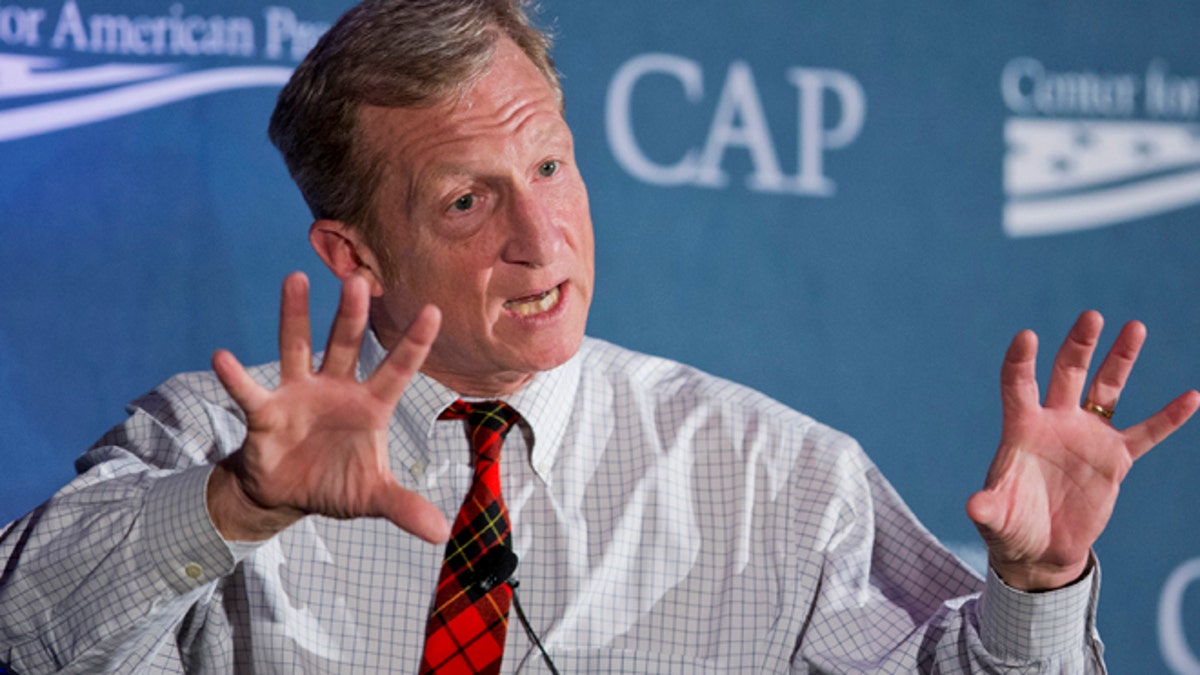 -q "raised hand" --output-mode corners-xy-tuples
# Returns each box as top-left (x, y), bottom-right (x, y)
(967, 311), (1199, 591)
(207, 272), (450, 544)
